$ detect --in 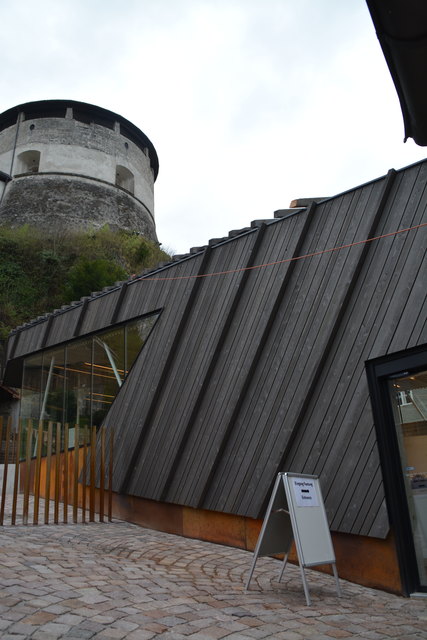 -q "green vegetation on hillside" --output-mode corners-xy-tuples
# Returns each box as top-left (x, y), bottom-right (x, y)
(0, 225), (170, 340)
